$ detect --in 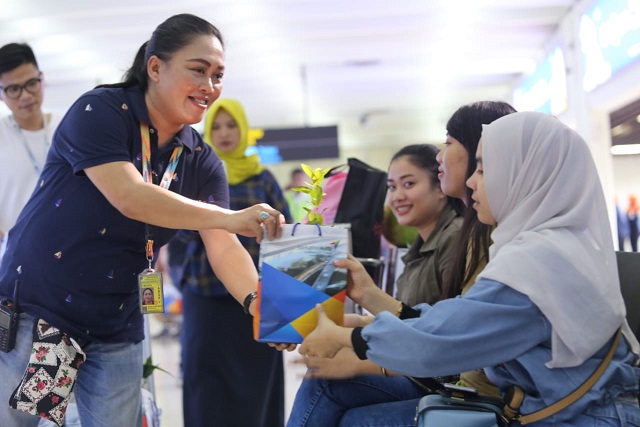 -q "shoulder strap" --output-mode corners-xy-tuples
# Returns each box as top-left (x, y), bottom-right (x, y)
(325, 163), (347, 178)
(406, 376), (447, 393)
(507, 327), (622, 425)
